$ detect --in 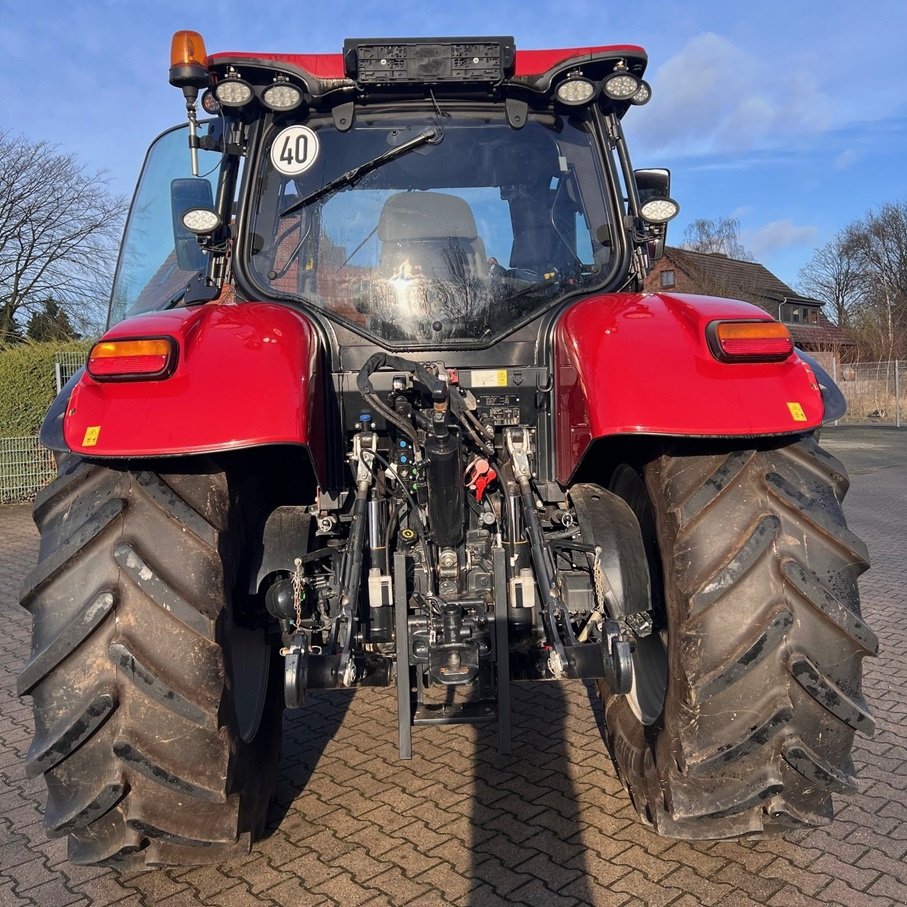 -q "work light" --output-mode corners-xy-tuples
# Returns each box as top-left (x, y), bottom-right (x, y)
(262, 80), (303, 111)
(630, 80), (652, 105)
(181, 207), (222, 235)
(602, 71), (640, 100)
(215, 77), (254, 107)
(639, 198), (680, 224)
(555, 77), (597, 106)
